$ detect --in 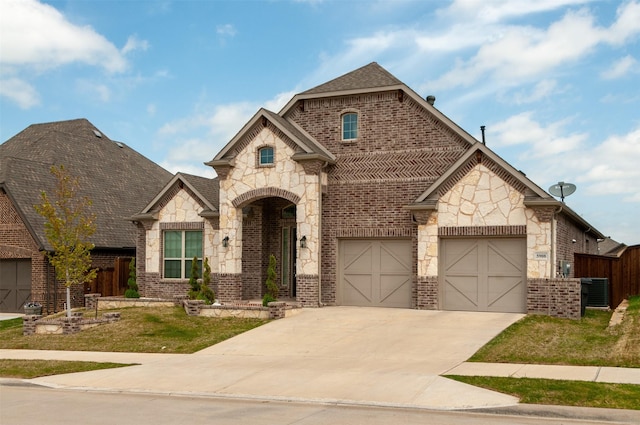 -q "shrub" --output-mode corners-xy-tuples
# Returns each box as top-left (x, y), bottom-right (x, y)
(198, 258), (215, 304)
(265, 254), (278, 299)
(262, 293), (276, 307)
(124, 257), (140, 298)
(187, 256), (201, 300)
